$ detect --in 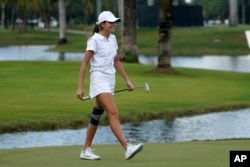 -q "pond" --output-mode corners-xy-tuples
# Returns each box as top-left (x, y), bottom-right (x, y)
(1, 45), (250, 73)
(0, 109), (250, 149)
